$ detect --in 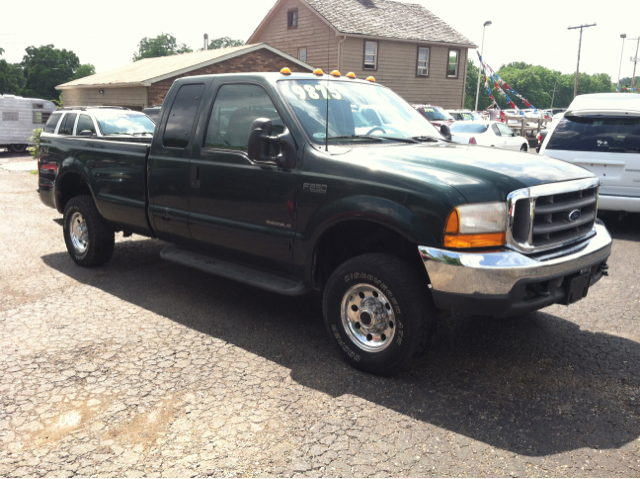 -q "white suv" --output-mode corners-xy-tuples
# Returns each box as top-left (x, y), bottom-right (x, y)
(43, 107), (155, 139)
(540, 93), (640, 213)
